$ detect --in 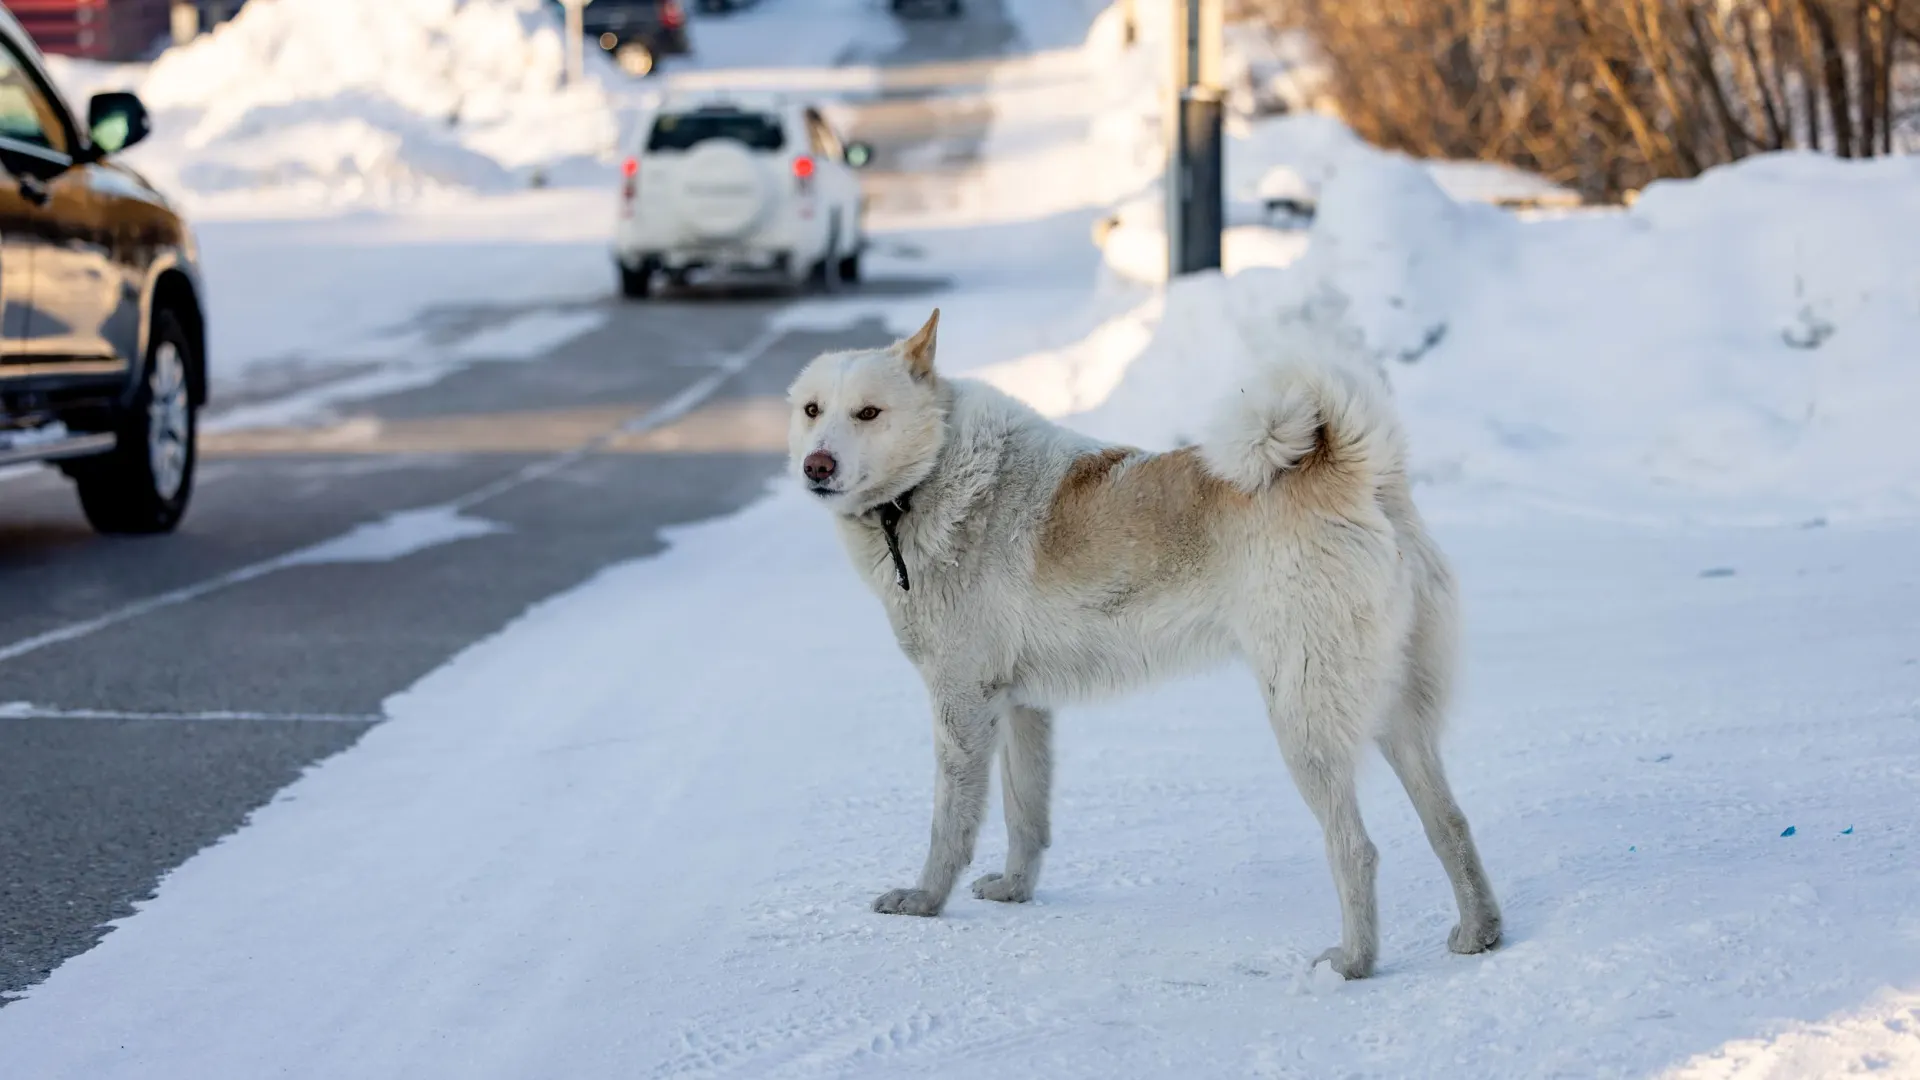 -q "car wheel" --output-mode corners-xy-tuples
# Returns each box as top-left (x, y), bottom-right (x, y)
(72, 310), (197, 535)
(837, 250), (862, 284)
(619, 259), (655, 299)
